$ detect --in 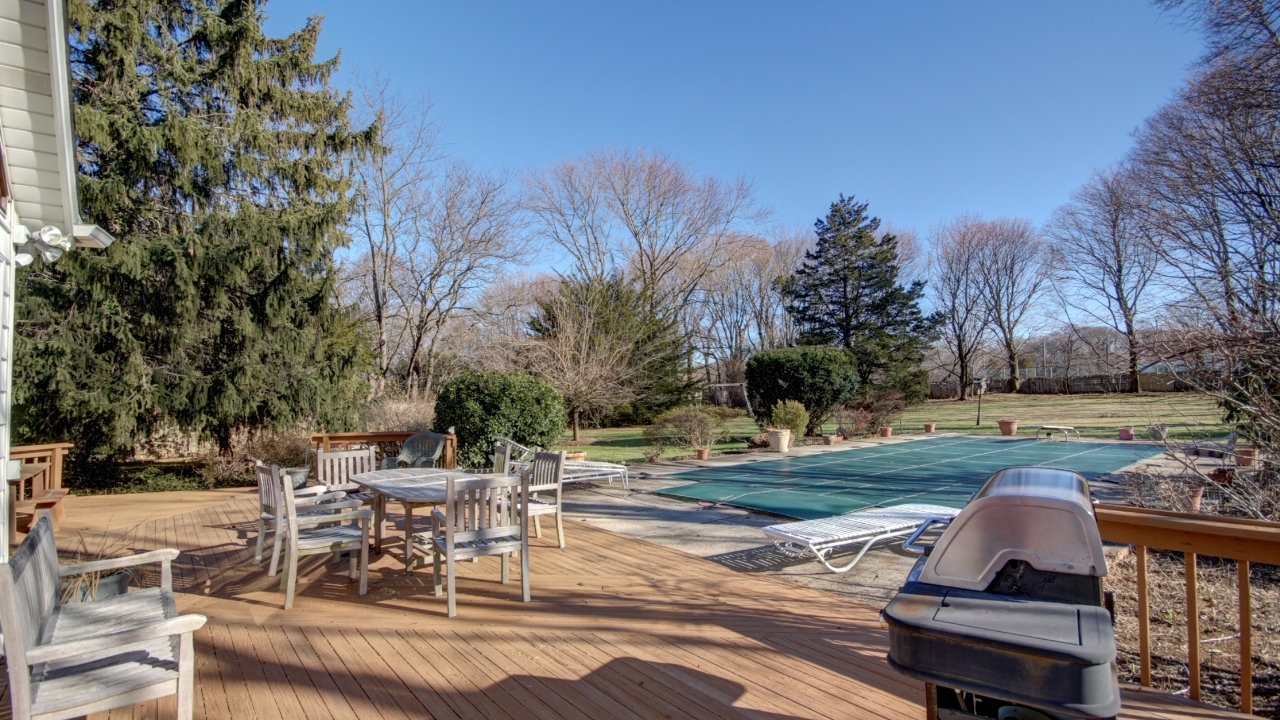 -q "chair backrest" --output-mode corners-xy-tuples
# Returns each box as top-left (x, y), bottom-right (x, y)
(440, 473), (528, 547)
(397, 430), (446, 468)
(525, 451), (566, 493)
(492, 439), (513, 475)
(256, 462), (281, 513)
(275, 463), (304, 529)
(0, 515), (61, 707)
(316, 447), (377, 488)
(494, 436), (536, 464)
